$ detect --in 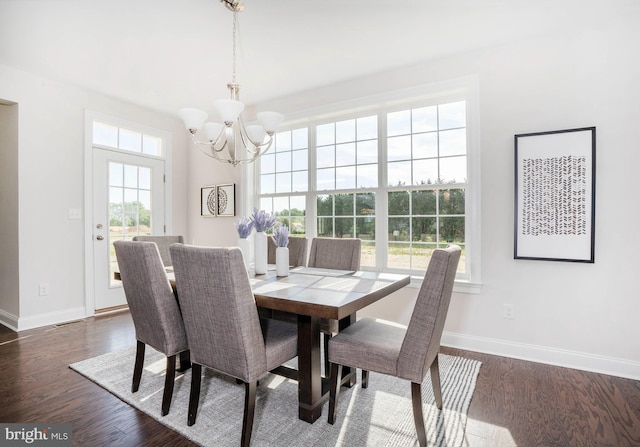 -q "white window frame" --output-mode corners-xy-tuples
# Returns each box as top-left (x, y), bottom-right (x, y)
(247, 76), (481, 293)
